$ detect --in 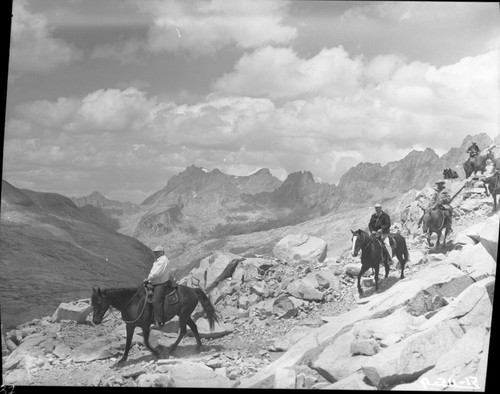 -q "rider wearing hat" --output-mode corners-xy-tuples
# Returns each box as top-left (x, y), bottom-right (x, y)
(431, 180), (453, 228)
(368, 203), (394, 264)
(144, 245), (174, 327)
(466, 140), (480, 159)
